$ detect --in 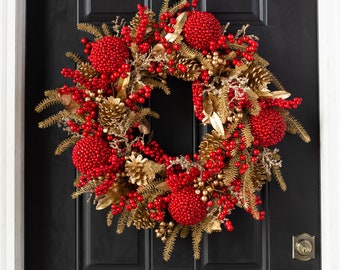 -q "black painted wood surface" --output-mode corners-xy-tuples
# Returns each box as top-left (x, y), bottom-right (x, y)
(25, 0), (320, 269)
